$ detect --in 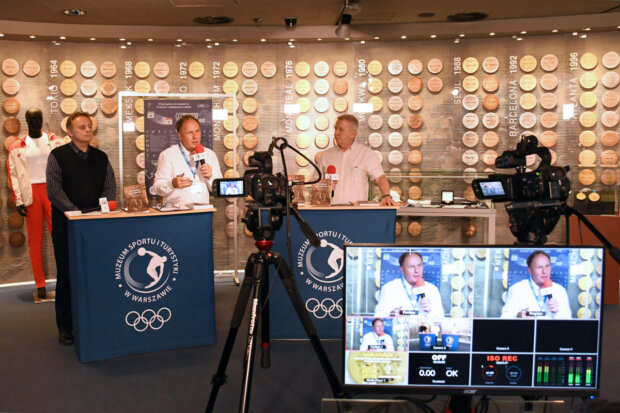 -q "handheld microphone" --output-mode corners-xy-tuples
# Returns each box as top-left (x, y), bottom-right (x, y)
(413, 278), (426, 299)
(326, 165), (337, 198)
(541, 279), (553, 301)
(193, 144), (207, 165)
(80, 200), (117, 214)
